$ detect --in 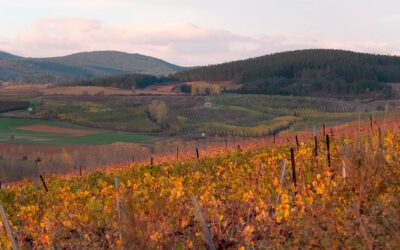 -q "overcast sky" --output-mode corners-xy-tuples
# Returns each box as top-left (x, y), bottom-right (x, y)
(1, 0), (399, 66)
